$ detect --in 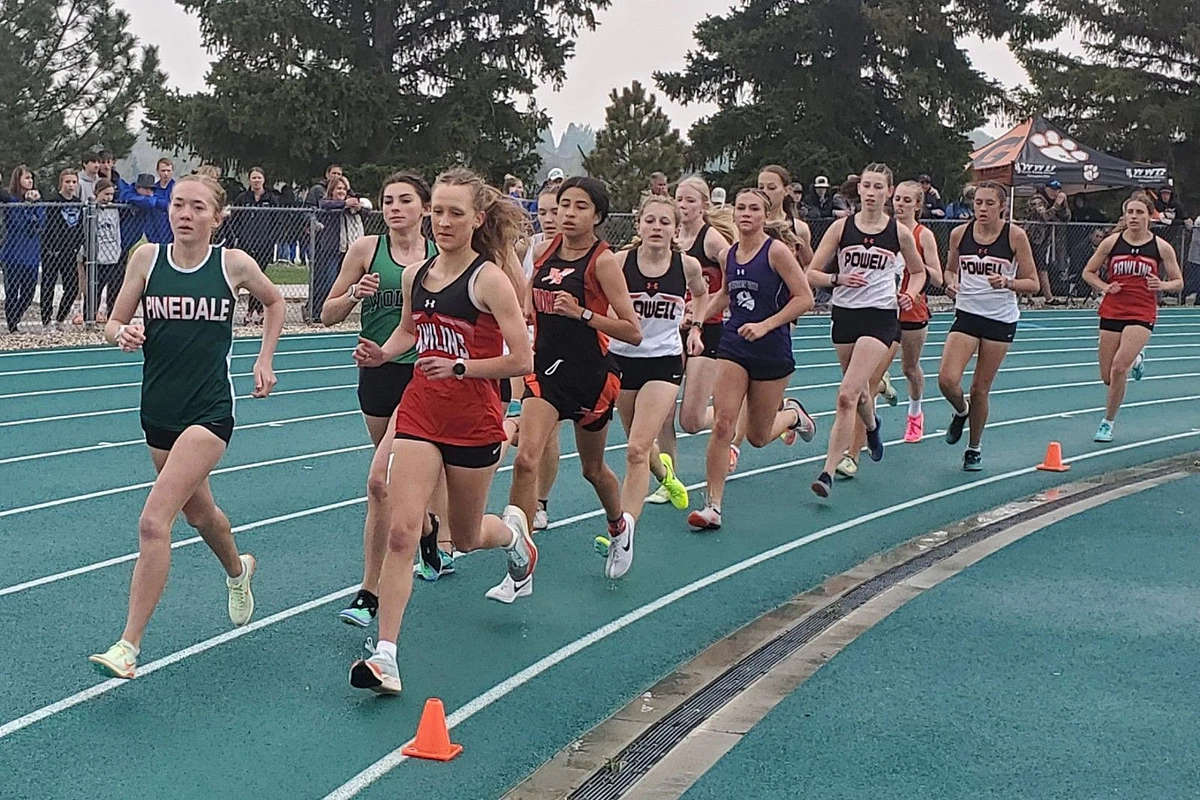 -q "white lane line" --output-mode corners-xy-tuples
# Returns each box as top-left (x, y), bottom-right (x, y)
(0, 445), (373, 519)
(0, 347), (353, 378)
(794, 342), (1200, 356)
(0, 409), (361, 466)
(789, 330), (1200, 345)
(0, 382), (355, 428)
(0, 331), (360, 359)
(0, 498), (367, 598)
(3, 416), (1196, 747)
(317, 426), (1200, 798)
